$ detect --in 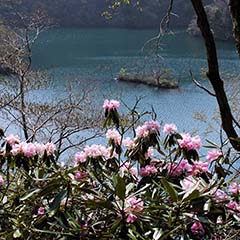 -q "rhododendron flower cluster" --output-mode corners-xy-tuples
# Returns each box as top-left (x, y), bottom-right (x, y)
(103, 99), (120, 111)
(180, 176), (206, 192)
(206, 149), (222, 162)
(75, 144), (111, 163)
(226, 201), (240, 214)
(106, 129), (121, 145)
(167, 159), (209, 177)
(74, 170), (87, 180)
(122, 137), (135, 149)
(37, 207), (45, 216)
(140, 165), (157, 177)
(119, 162), (138, 179)
(136, 120), (160, 137)
(144, 147), (154, 159)
(163, 123), (177, 135)
(191, 221), (205, 236)
(124, 196), (144, 223)
(7, 140), (56, 158)
(178, 133), (202, 150)
(167, 159), (192, 176)
(4, 134), (20, 146)
(0, 175), (4, 185)
(214, 189), (228, 202)
(228, 182), (240, 194)
(192, 160), (209, 175)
